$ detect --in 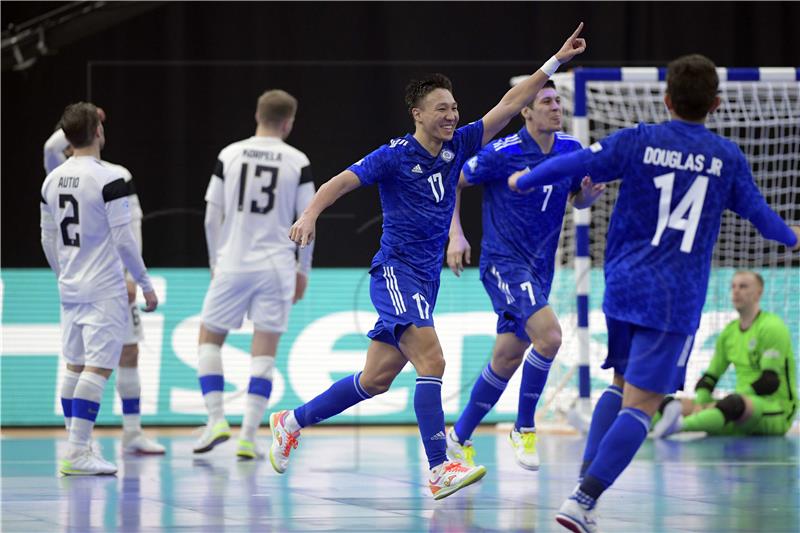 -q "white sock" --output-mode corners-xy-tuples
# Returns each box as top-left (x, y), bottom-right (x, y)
(198, 343), (225, 422)
(116, 366), (142, 433)
(284, 410), (301, 433)
(69, 372), (108, 454)
(60, 369), (81, 431)
(240, 355), (275, 442)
